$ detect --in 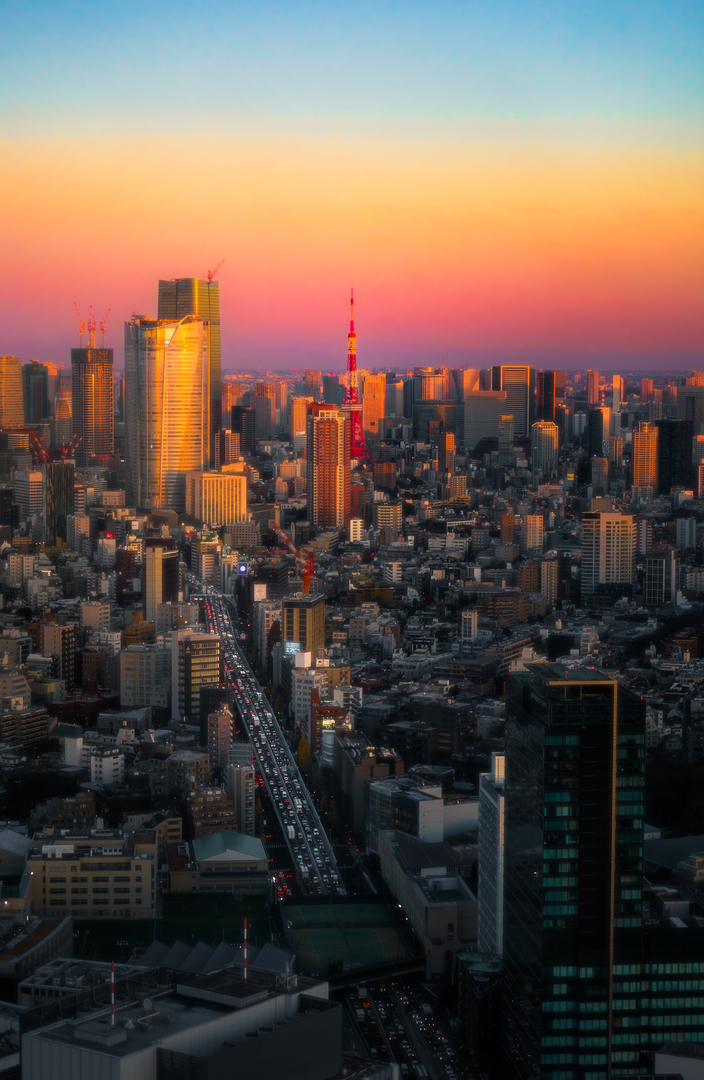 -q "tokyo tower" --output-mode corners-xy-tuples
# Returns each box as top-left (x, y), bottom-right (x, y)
(342, 289), (373, 463)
